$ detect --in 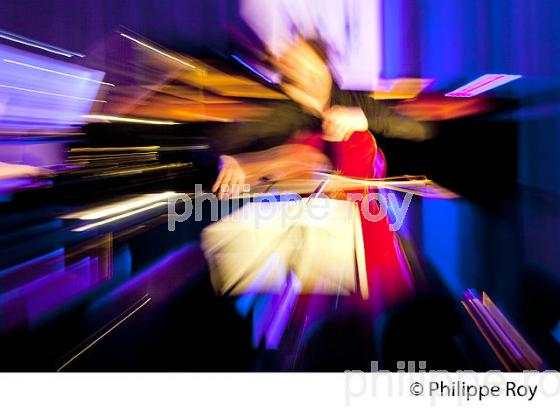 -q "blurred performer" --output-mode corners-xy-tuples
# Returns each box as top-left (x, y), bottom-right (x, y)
(212, 38), (430, 310)
(212, 37), (430, 193)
